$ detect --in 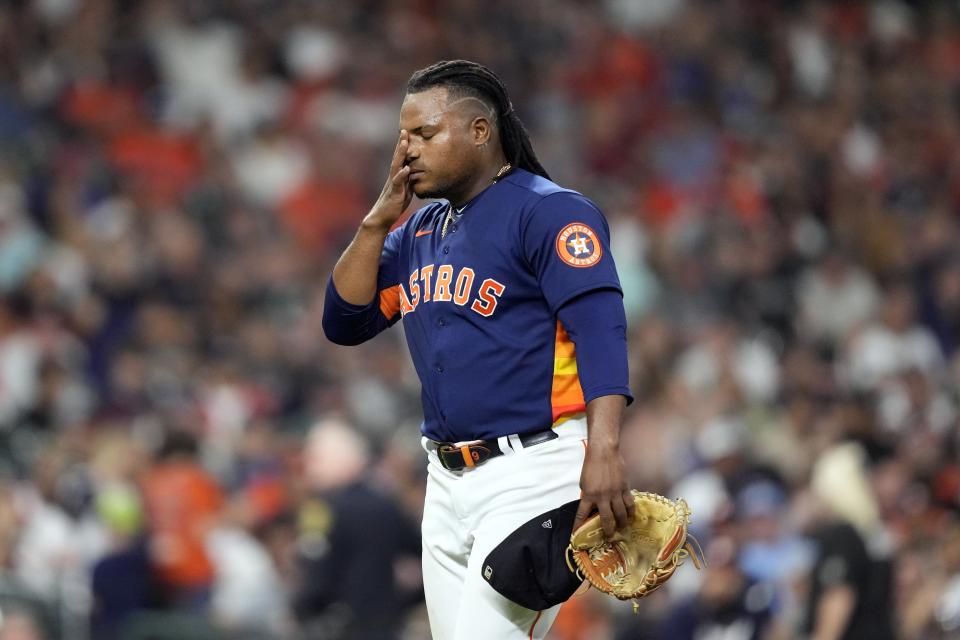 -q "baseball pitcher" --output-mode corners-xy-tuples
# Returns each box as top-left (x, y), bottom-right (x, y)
(324, 60), (638, 639)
